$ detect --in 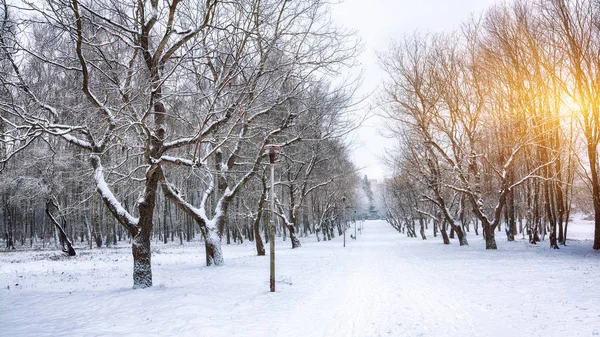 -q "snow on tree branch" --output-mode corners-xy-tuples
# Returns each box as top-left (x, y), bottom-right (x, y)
(91, 155), (139, 233)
